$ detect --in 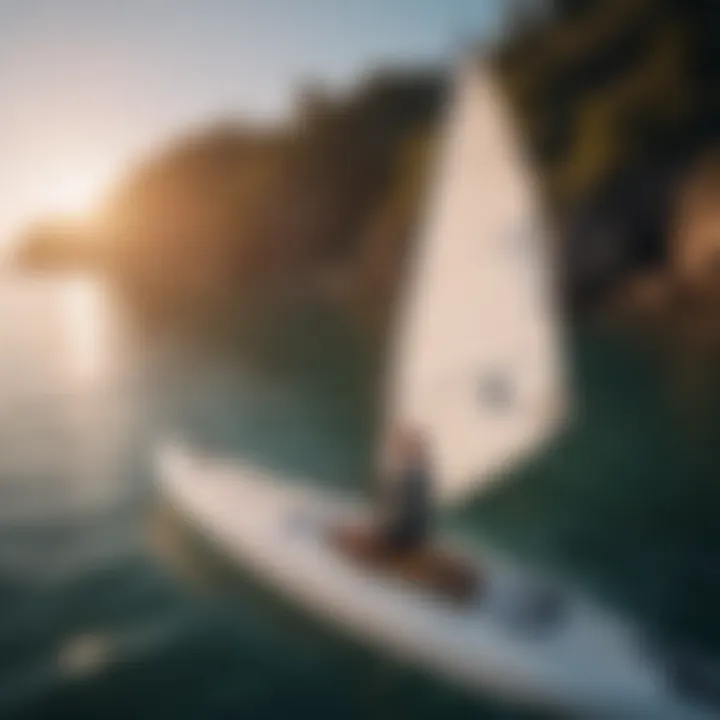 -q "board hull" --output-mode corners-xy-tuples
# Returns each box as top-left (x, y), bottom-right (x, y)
(156, 442), (714, 719)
